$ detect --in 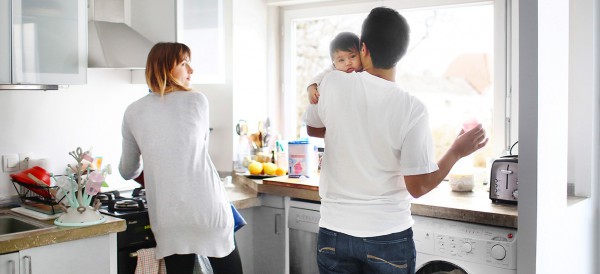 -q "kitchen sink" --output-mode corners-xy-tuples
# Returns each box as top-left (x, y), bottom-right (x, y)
(0, 211), (52, 236)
